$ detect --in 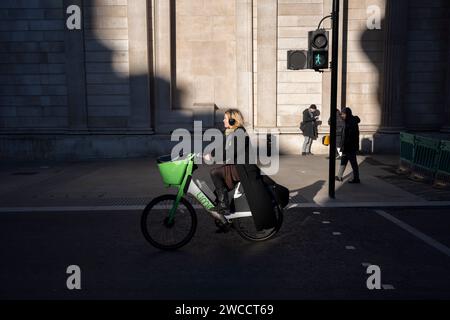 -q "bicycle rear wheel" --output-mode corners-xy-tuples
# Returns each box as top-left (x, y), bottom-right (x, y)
(234, 205), (283, 242)
(141, 195), (197, 250)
